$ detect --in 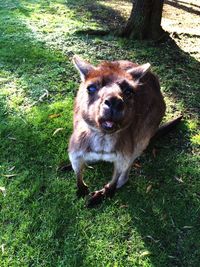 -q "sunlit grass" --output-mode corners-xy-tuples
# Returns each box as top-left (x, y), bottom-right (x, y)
(0, 0), (199, 266)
